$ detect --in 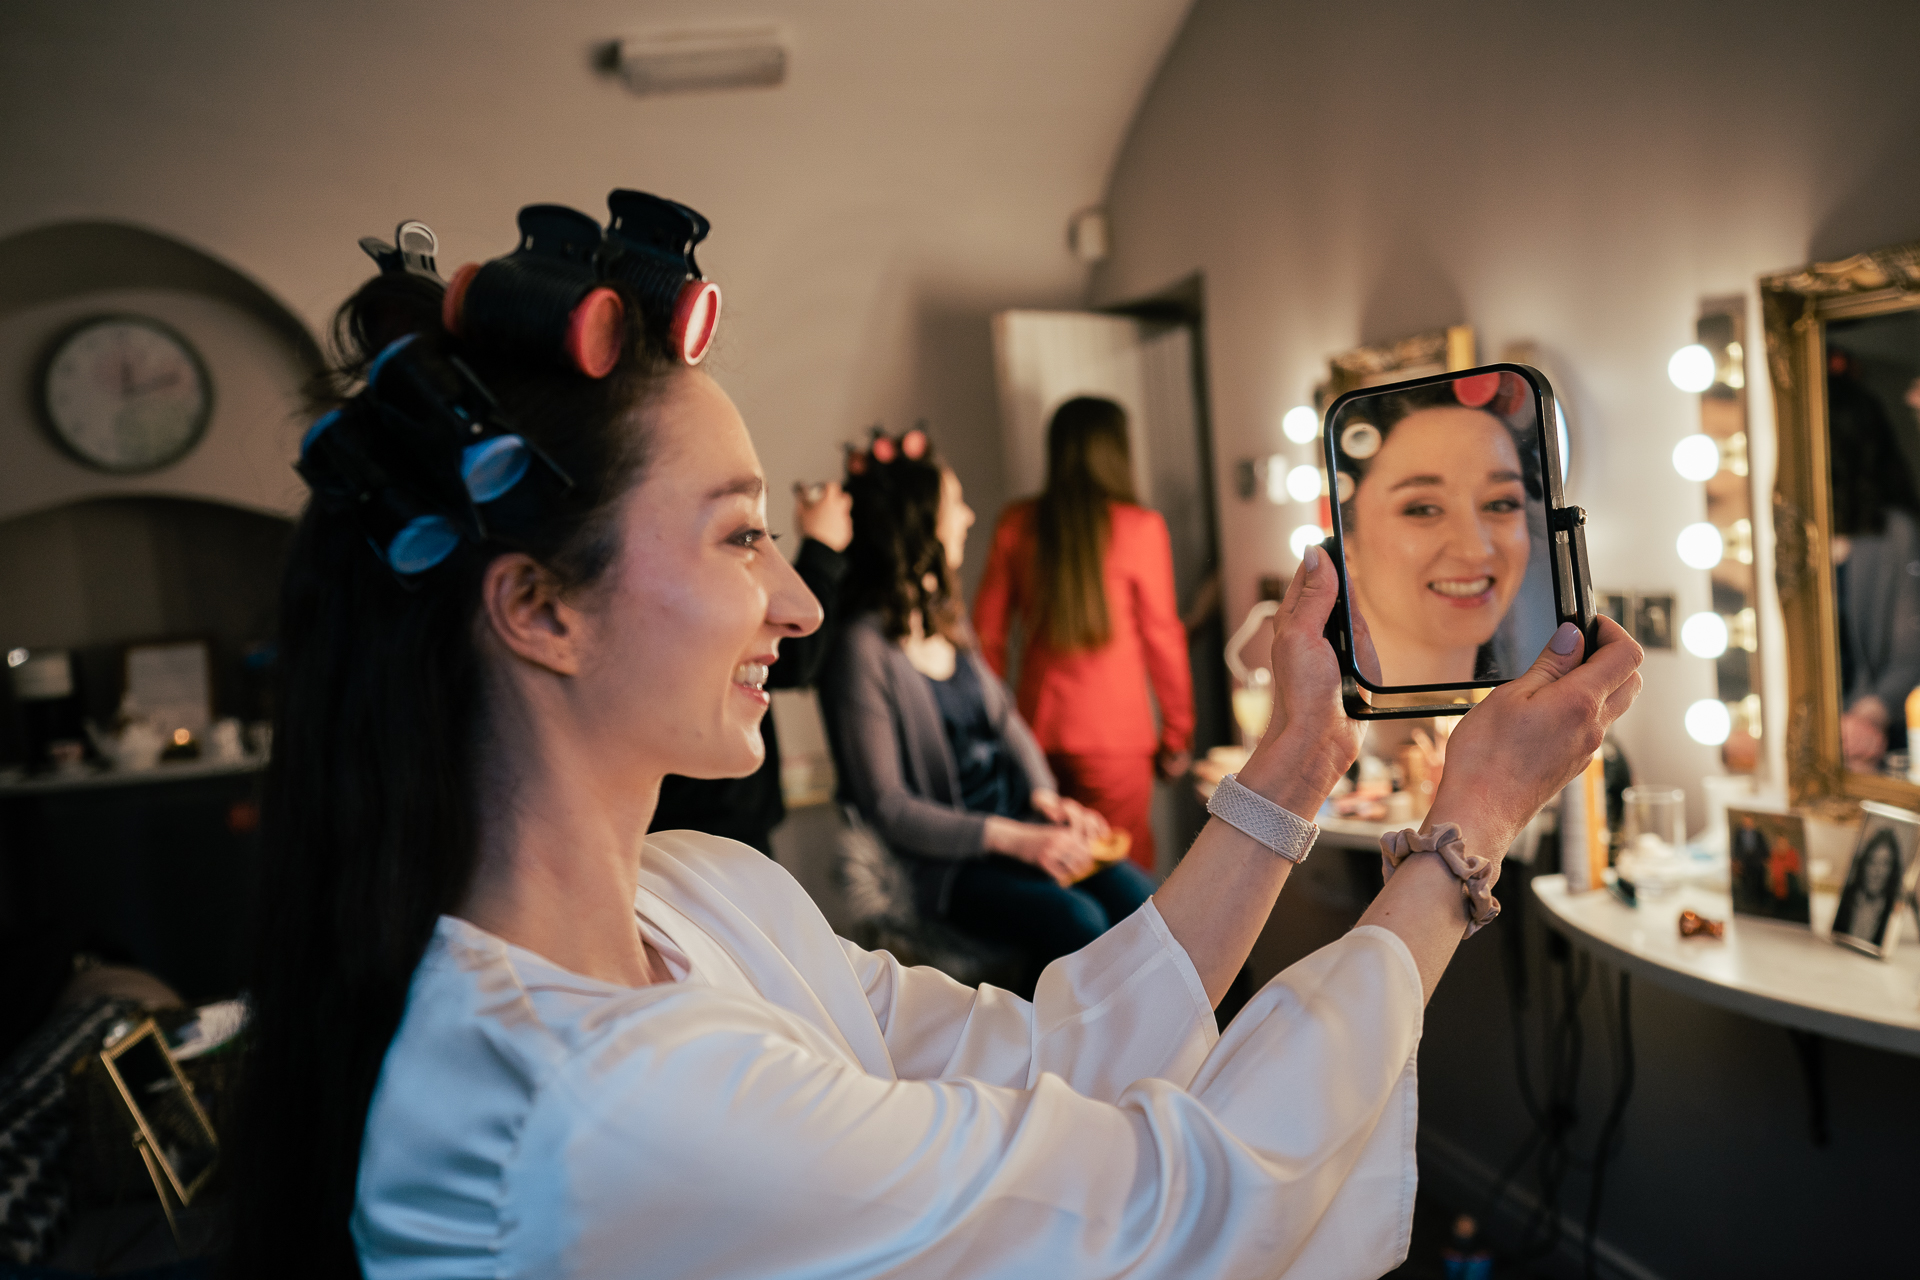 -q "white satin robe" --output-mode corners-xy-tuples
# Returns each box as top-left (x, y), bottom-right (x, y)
(353, 831), (1425, 1279)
